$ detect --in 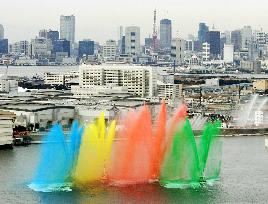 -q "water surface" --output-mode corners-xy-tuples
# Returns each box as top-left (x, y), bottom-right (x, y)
(0, 136), (268, 203)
